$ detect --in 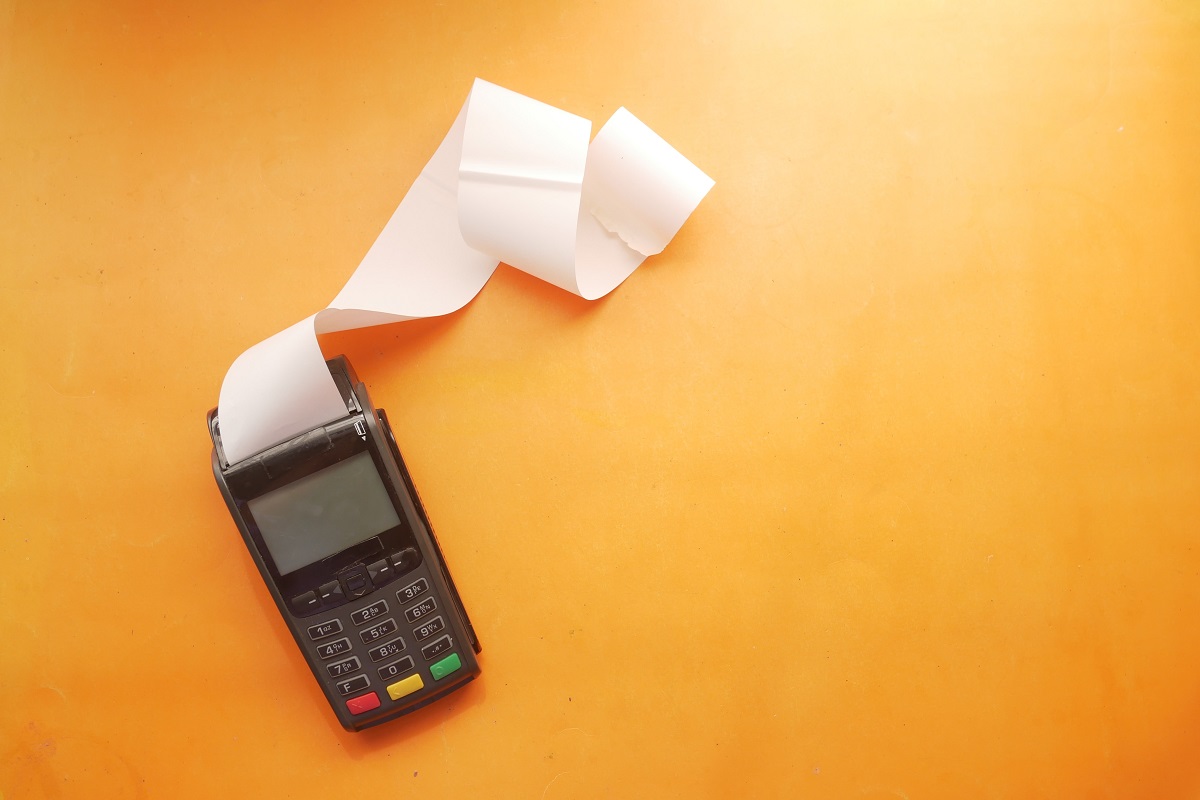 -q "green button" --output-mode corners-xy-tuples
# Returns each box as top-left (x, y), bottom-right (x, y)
(430, 652), (462, 681)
